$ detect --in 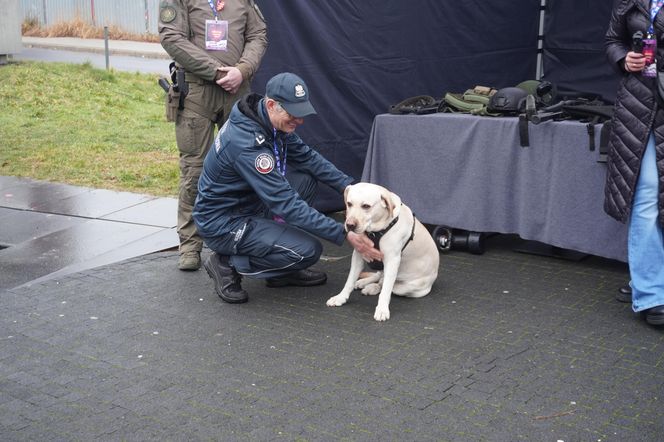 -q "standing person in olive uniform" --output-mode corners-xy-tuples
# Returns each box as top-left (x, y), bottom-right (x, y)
(159, 0), (268, 270)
